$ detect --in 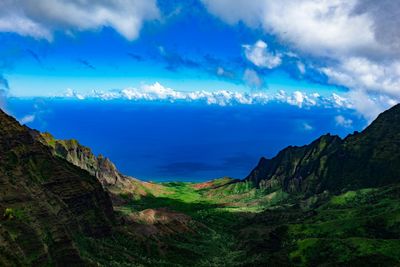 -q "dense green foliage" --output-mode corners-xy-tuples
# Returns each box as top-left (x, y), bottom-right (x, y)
(2, 104), (400, 266)
(246, 104), (400, 195)
(74, 180), (400, 266)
